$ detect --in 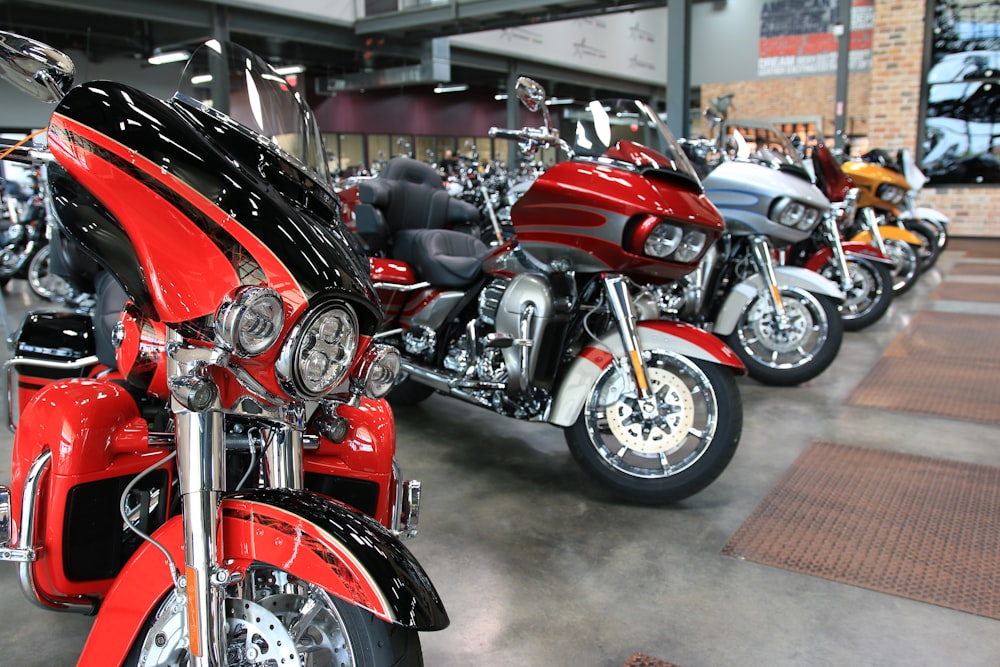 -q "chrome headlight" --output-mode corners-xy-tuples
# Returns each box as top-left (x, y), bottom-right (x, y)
(277, 303), (359, 398)
(214, 287), (284, 356)
(352, 344), (401, 399)
(644, 223), (683, 258)
(876, 183), (906, 205)
(673, 229), (708, 262)
(771, 198), (823, 231)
